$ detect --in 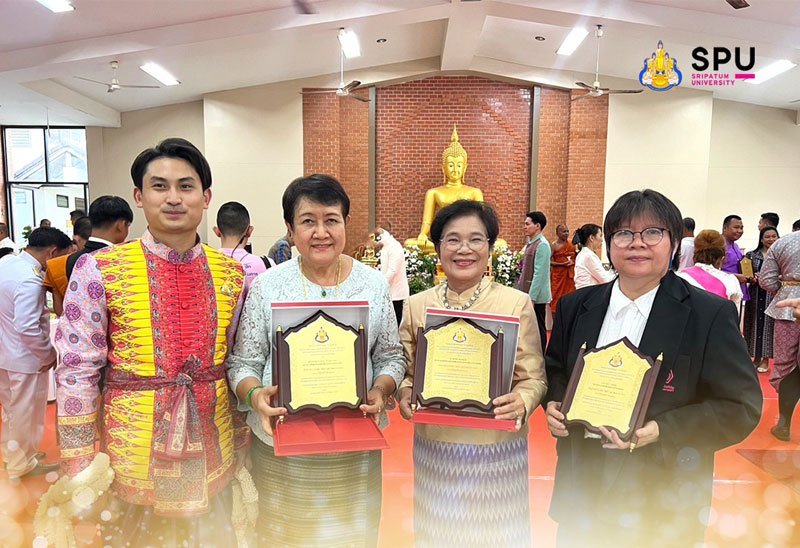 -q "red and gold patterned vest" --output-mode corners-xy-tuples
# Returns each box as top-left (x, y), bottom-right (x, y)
(95, 240), (245, 515)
